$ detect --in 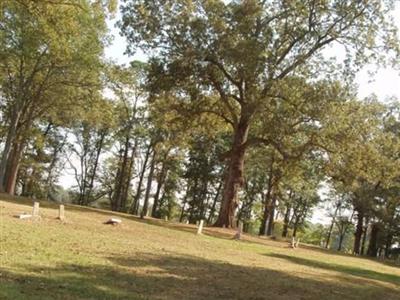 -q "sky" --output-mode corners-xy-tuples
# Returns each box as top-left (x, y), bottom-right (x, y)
(106, 6), (400, 102)
(60, 4), (400, 225)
